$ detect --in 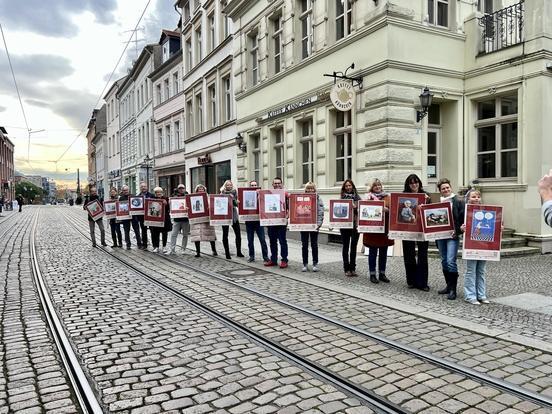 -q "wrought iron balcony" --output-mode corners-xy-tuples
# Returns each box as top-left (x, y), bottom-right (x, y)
(478, 1), (524, 54)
